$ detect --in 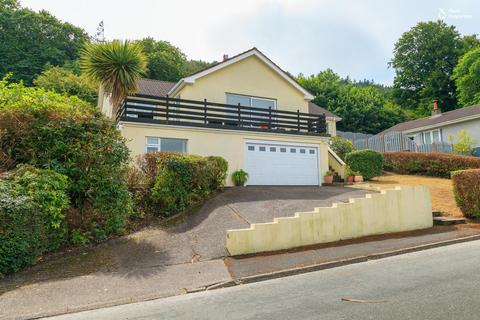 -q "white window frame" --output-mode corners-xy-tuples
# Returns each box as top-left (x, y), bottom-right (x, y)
(422, 129), (442, 144)
(145, 137), (187, 153)
(226, 93), (277, 110)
